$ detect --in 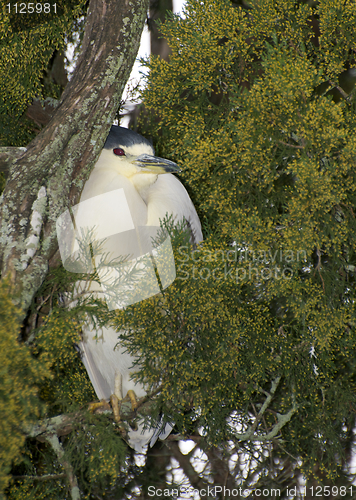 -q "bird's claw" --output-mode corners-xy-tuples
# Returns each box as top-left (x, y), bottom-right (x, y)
(110, 392), (137, 438)
(88, 399), (111, 413)
(127, 389), (138, 411)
